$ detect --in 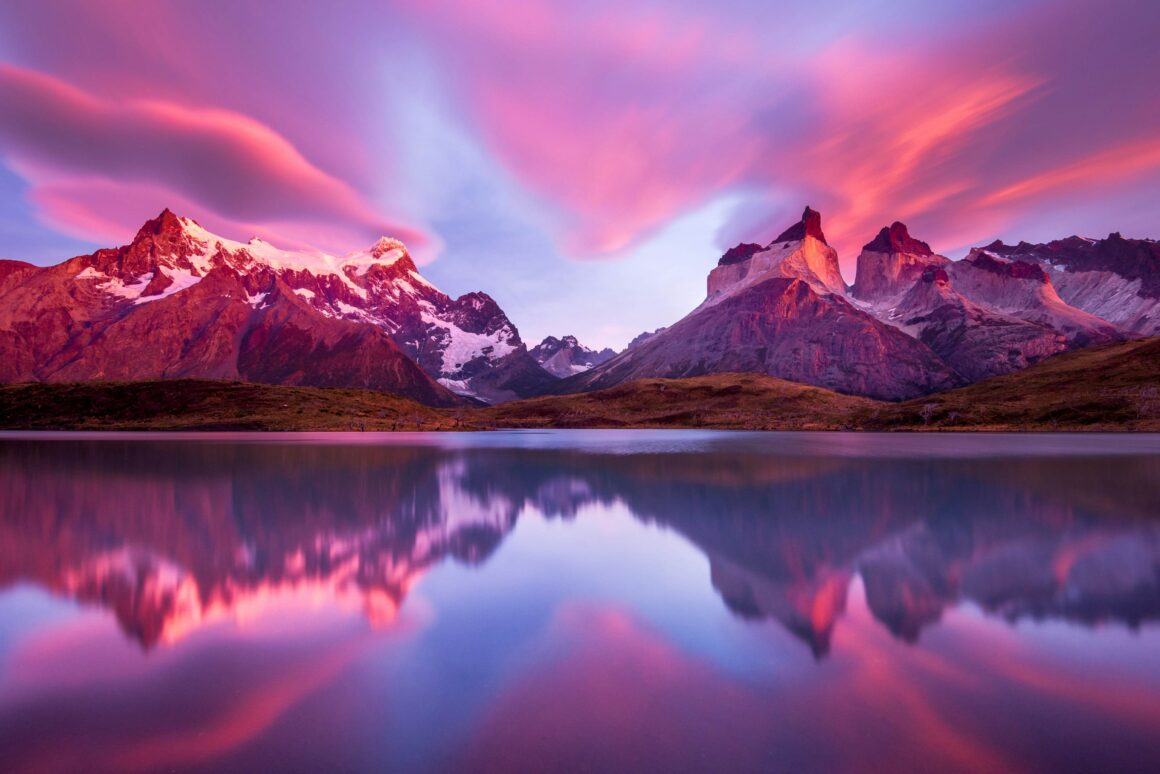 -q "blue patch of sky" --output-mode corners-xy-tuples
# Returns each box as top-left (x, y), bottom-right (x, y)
(0, 164), (101, 264)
